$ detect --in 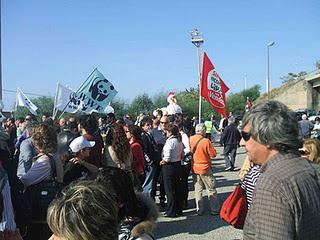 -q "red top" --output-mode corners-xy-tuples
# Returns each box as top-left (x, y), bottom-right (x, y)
(83, 132), (103, 167)
(130, 141), (145, 176)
